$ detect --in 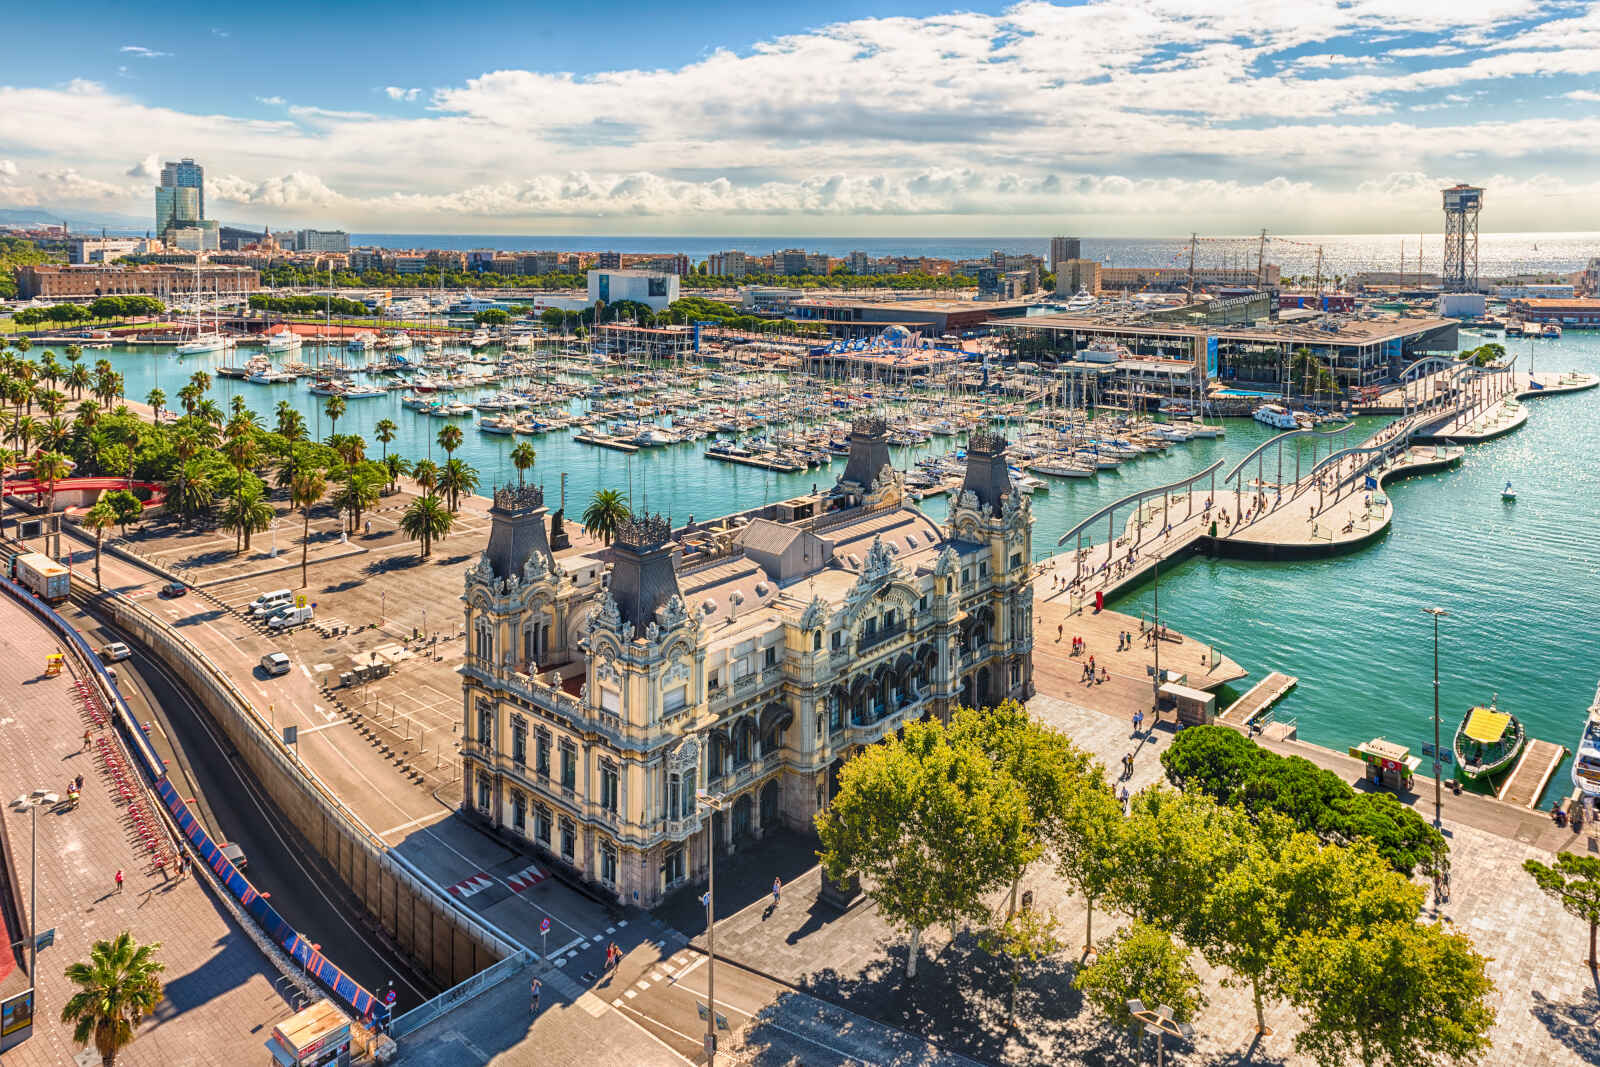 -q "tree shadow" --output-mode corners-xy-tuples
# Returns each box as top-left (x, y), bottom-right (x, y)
(1528, 981), (1600, 1064)
(171, 608), (226, 628)
(435, 553), (471, 566)
(364, 555), (423, 576)
(322, 579), (366, 593)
